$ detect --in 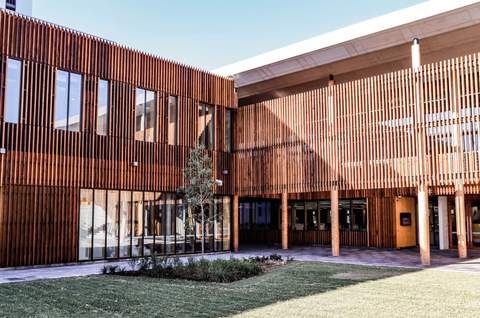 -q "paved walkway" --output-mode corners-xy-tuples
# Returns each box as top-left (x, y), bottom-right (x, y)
(236, 246), (480, 272)
(1, 247), (479, 284)
(0, 253), (231, 284)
